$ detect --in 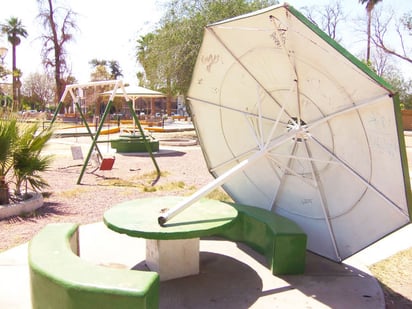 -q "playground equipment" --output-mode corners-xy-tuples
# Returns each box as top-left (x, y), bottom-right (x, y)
(110, 134), (159, 153)
(50, 80), (160, 184)
(102, 85), (165, 153)
(158, 4), (412, 262)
